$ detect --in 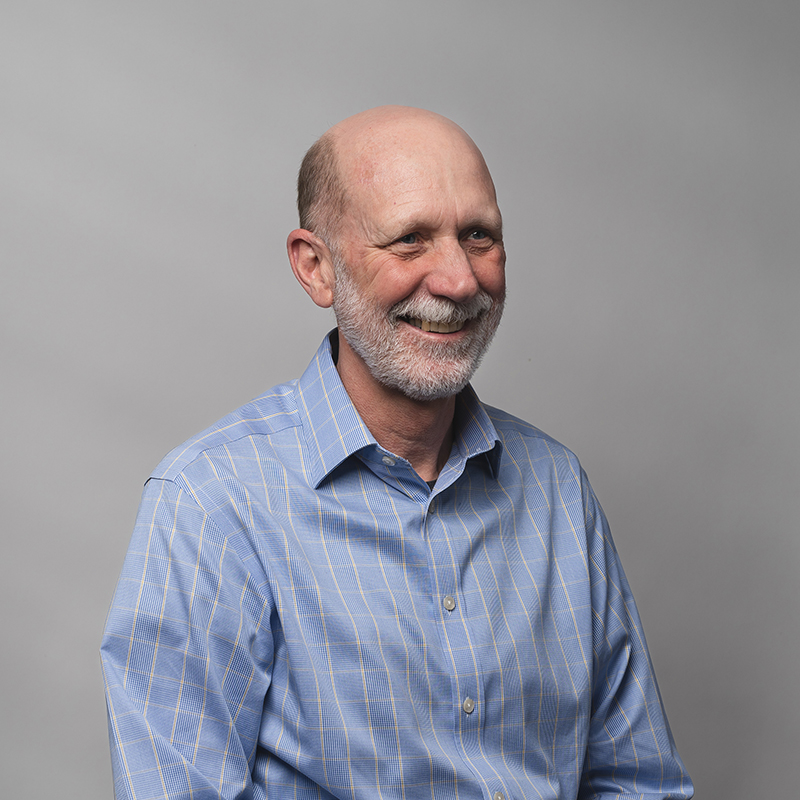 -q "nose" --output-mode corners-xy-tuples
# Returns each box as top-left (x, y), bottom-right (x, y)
(424, 240), (480, 304)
